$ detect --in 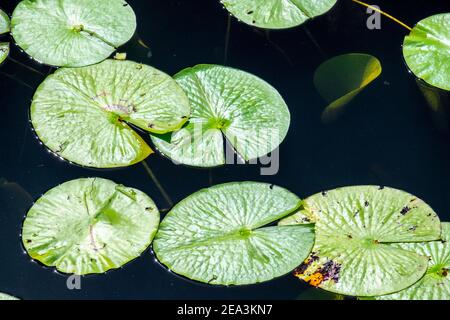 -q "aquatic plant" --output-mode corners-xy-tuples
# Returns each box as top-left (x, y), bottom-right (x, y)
(11, 0), (136, 67)
(31, 59), (190, 168)
(0, 293), (19, 300)
(403, 13), (450, 91)
(151, 64), (291, 167)
(153, 182), (315, 285)
(375, 222), (450, 300)
(280, 186), (442, 296)
(0, 8), (10, 64)
(22, 178), (160, 275)
(314, 53), (382, 123)
(221, 0), (337, 29)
